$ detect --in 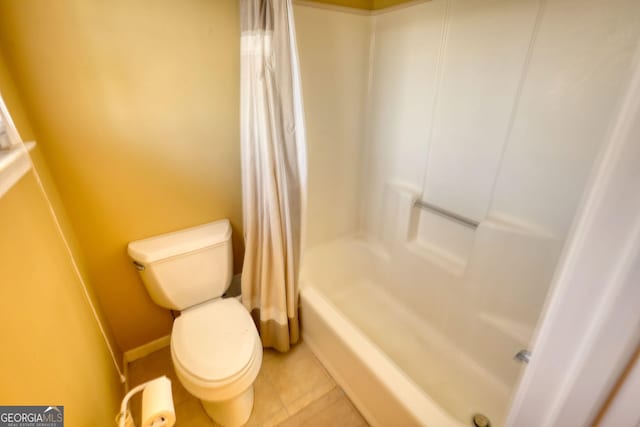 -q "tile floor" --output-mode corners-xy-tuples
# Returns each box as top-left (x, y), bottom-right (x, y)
(127, 341), (368, 427)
